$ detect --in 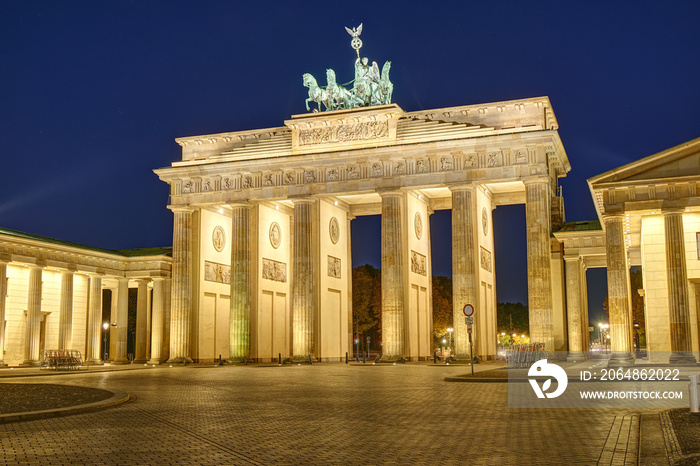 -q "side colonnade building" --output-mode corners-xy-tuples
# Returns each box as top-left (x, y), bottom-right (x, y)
(0, 228), (172, 367)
